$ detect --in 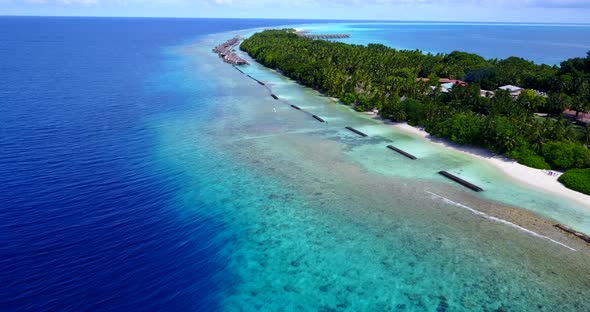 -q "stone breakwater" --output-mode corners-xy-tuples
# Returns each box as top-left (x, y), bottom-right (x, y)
(212, 36), (249, 65)
(555, 224), (590, 244)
